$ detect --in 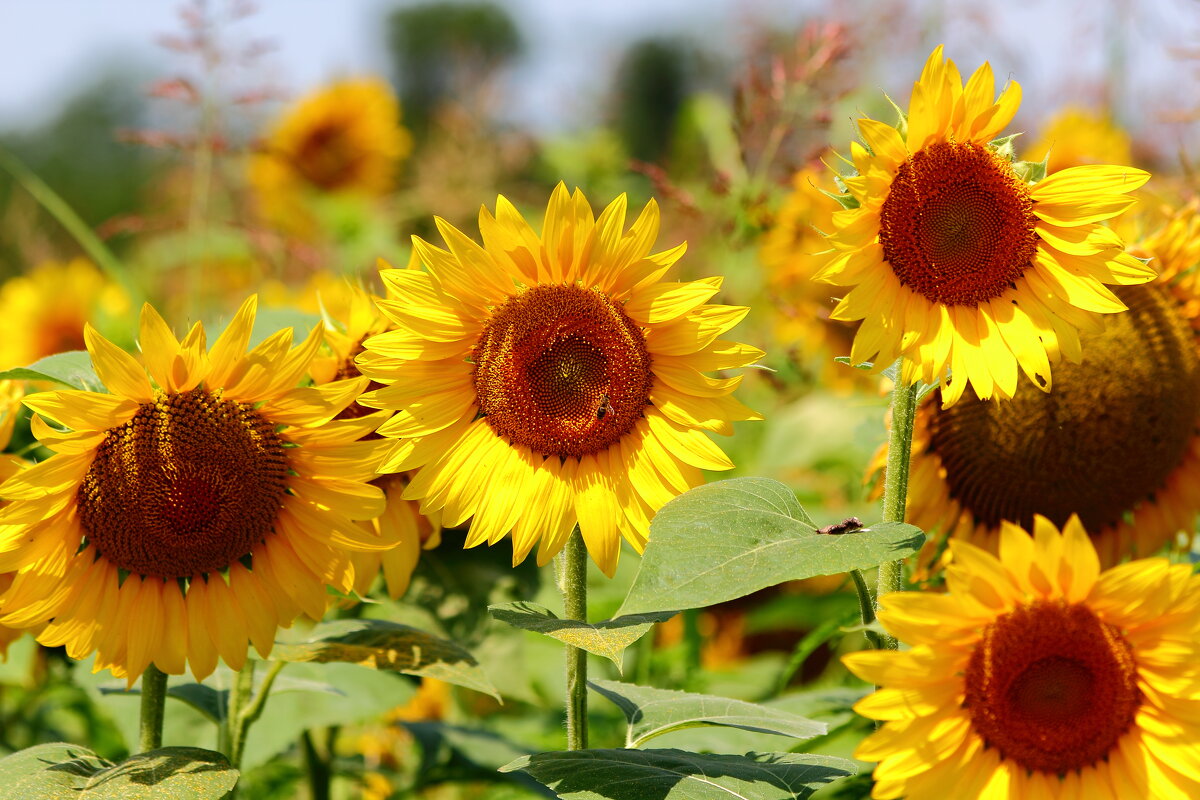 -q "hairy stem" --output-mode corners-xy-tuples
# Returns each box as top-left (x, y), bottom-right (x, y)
(556, 527), (589, 750)
(138, 664), (168, 753)
(876, 363), (920, 649)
